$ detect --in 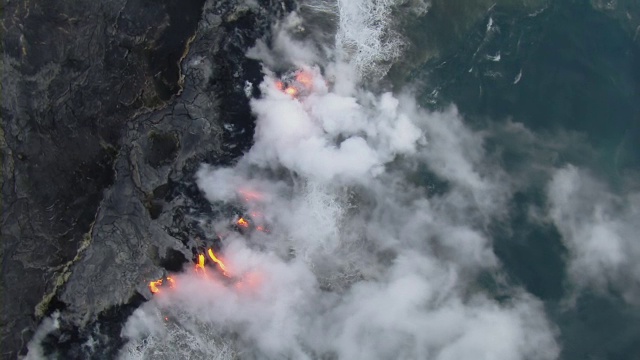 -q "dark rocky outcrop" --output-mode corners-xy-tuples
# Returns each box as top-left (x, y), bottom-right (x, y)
(1, 0), (291, 358)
